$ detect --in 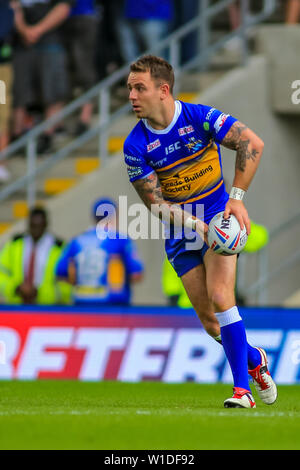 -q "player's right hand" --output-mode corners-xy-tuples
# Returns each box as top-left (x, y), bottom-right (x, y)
(224, 198), (251, 235)
(195, 220), (209, 245)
